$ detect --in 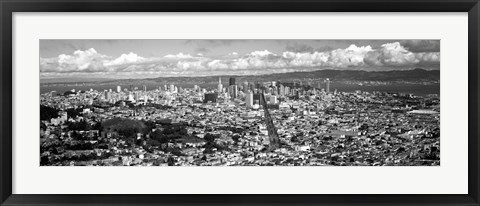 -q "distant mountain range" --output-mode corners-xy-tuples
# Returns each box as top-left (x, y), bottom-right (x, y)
(41, 68), (439, 86)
